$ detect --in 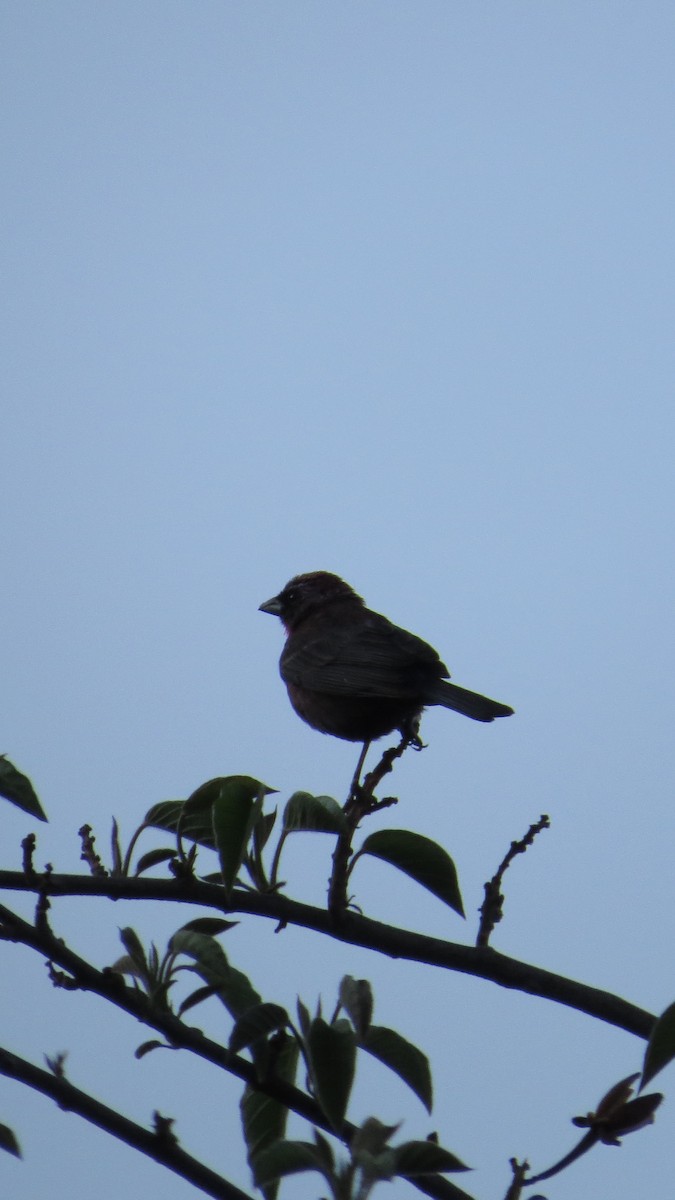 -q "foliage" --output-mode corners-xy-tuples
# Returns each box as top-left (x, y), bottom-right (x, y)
(0, 752), (669, 1200)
